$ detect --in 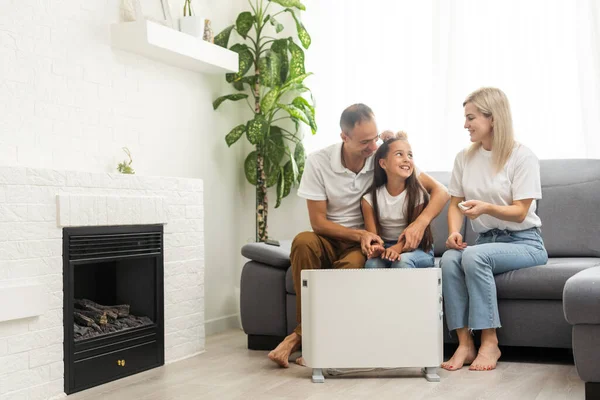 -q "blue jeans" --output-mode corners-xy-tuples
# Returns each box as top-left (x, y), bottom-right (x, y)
(364, 241), (435, 269)
(440, 227), (548, 331)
